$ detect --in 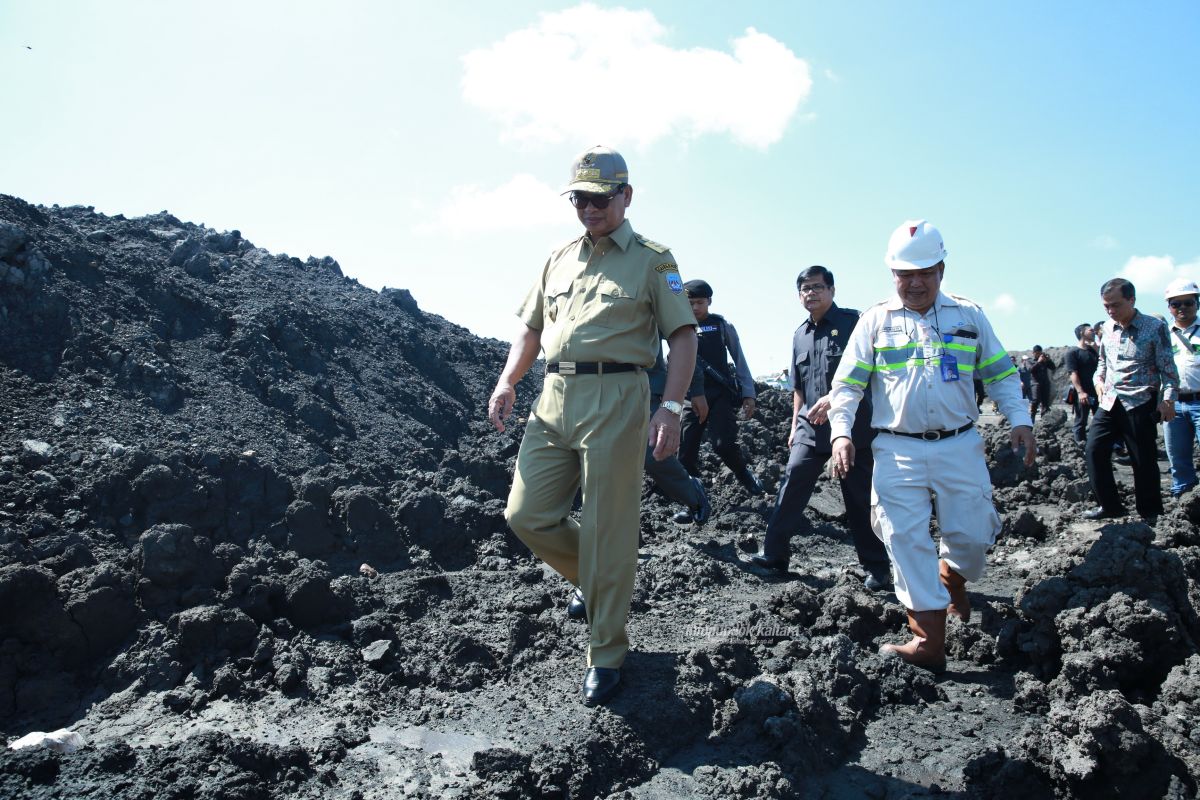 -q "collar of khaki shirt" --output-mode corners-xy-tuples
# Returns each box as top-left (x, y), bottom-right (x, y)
(583, 219), (635, 254)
